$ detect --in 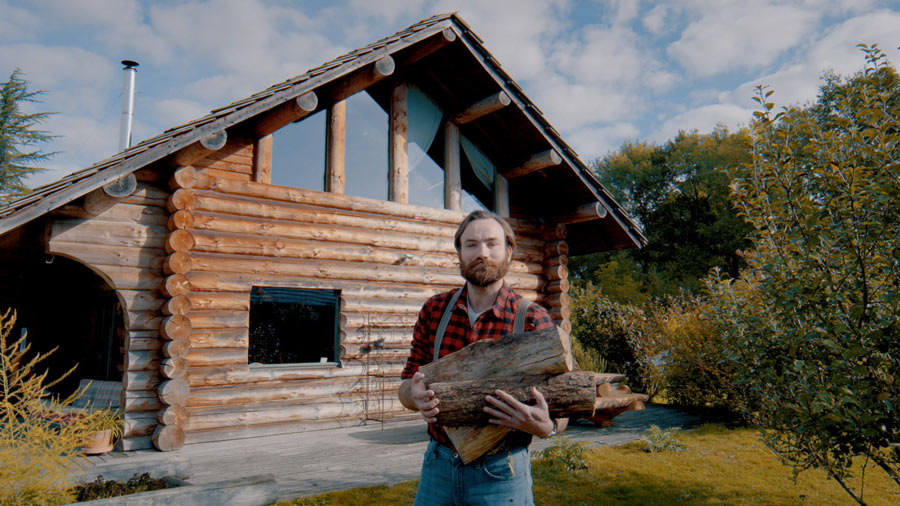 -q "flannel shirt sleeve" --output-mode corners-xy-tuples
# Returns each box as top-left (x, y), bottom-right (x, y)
(527, 303), (555, 331)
